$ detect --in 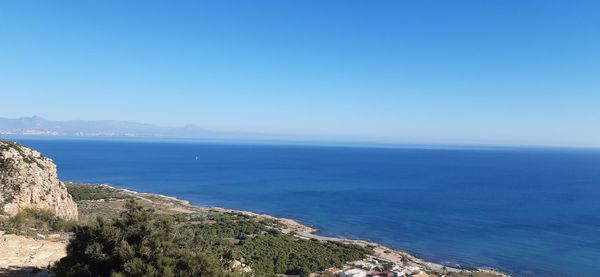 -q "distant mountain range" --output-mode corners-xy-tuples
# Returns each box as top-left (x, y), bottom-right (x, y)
(0, 116), (470, 147)
(1, 116), (566, 148)
(0, 116), (219, 138)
